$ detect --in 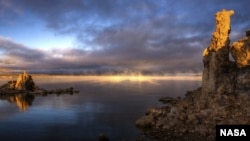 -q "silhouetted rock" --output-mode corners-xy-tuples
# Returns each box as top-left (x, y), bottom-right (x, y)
(246, 29), (250, 37)
(98, 133), (109, 141)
